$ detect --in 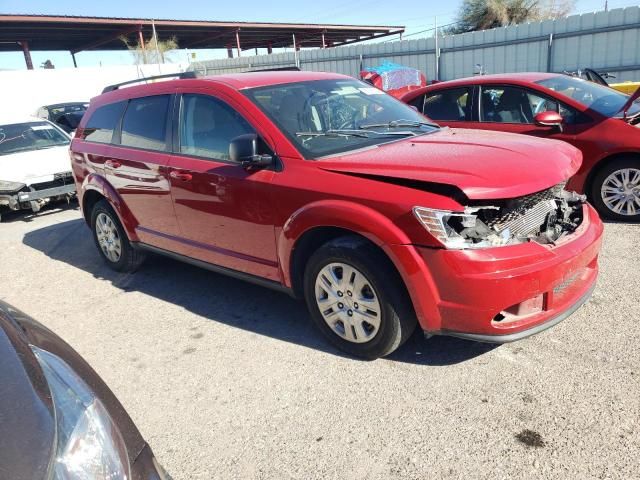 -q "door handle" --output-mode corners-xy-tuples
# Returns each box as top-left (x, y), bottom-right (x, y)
(105, 159), (121, 169)
(169, 170), (193, 182)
